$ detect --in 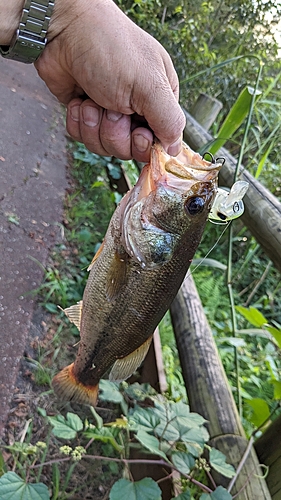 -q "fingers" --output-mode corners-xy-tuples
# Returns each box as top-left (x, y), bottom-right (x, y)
(67, 99), (154, 162)
(130, 43), (186, 157)
(134, 80), (186, 157)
